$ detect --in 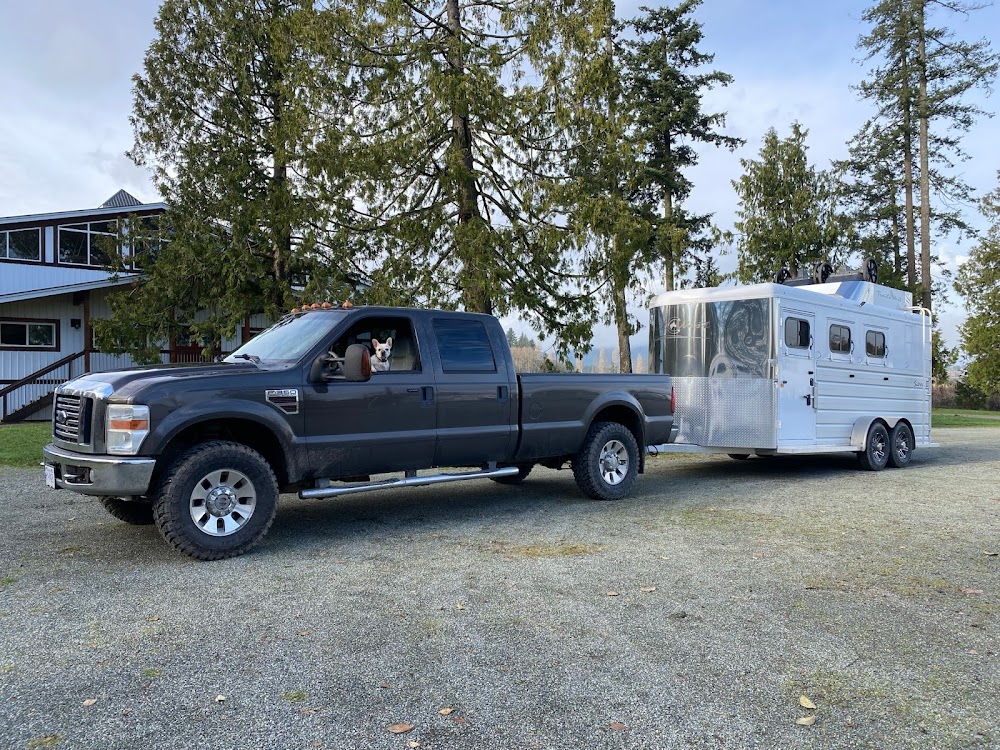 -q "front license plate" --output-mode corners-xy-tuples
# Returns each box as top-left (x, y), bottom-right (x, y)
(44, 464), (57, 489)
